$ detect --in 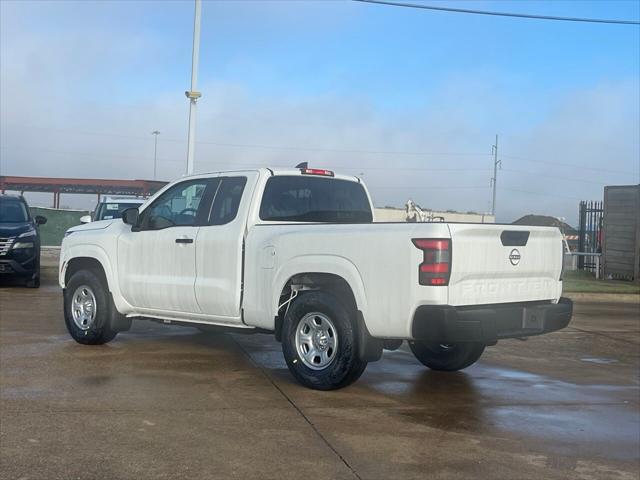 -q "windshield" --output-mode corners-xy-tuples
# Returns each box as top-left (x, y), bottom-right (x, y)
(260, 176), (373, 223)
(0, 198), (30, 223)
(95, 202), (142, 221)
